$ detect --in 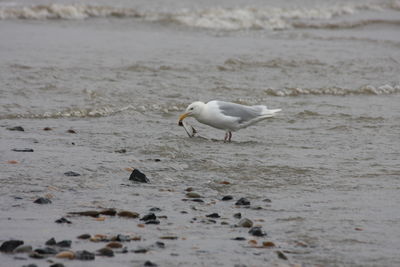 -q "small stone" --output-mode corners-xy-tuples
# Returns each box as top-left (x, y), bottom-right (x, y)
(55, 217), (71, 224)
(263, 198), (272, 203)
(13, 245), (32, 253)
(248, 226), (267, 237)
(97, 247), (114, 257)
(159, 236), (178, 240)
(218, 181), (231, 185)
(140, 213), (157, 221)
(129, 169), (149, 183)
(56, 240), (71, 248)
(145, 220), (160, 225)
(185, 187), (193, 192)
(238, 218), (253, 228)
(248, 240), (257, 246)
(276, 250), (288, 260)
(43, 127), (52, 131)
(55, 251), (75, 259)
(22, 264), (37, 267)
(12, 148), (34, 152)
(75, 250), (95, 260)
(64, 171), (80, 177)
(191, 199), (204, 203)
(33, 197), (51, 204)
(185, 192), (202, 198)
(155, 241), (165, 248)
(118, 210), (140, 218)
(262, 241), (276, 248)
(0, 240), (24, 252)
(67, 129), (76, 134)
(154, 159), (161, 162)
(68, 210), (99, 217)
(77, 234), (91, 239)
(7, 160), (19, 164)
(221, 195), (233, 201)
(106, 242), (123, 249)
(149, 207), (161, 212)
(29, 251), (45, 259)
(45, 238), (56, 246)
(133, 248), (148, 253)
(206, 213), (220, 218)
(221, 221), (229, 225)
(34, 247), (57, 255)
(115, 149), (127, 153)
(115, 234), (131, 242)
(144, 261), (158, 267)
(235, 198), (250, 206)
(100, 208), (117, 216)
(233, 213), (242, 219)
(50, 263), (65, 267)
(232, 237), (246, 241)
(7, 126), (24, 131)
